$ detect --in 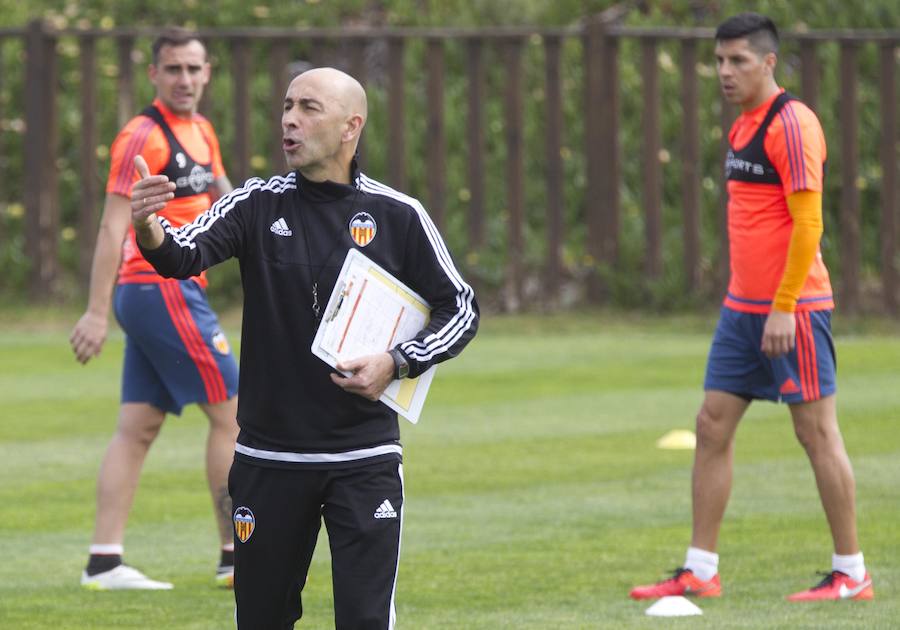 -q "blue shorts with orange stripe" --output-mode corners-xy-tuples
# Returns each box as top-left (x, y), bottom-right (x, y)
(114, 279), (239, 415)
(703, 306), (835, 404)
